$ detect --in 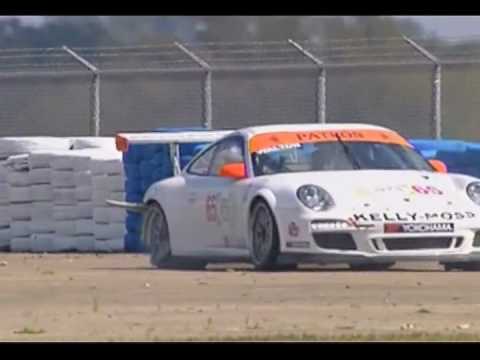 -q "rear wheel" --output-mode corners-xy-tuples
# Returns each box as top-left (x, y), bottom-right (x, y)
(144, 203), (207, 270)
(144, 203), (171, 267)
(349, 262), (395, 271)
(249, 200), (281, 271)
